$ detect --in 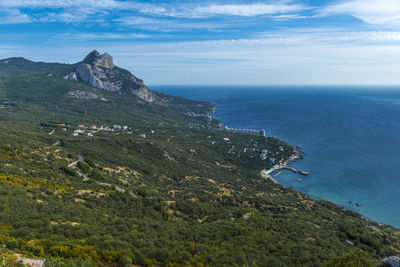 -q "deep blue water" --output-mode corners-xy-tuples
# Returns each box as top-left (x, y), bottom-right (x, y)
(153, 86), (400, 227)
